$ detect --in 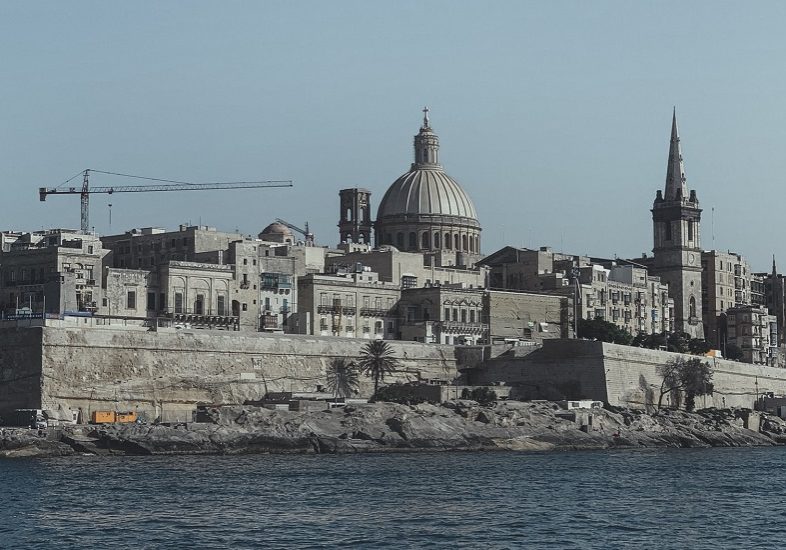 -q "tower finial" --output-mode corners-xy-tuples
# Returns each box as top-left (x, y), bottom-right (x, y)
(422, 106), (430, 128)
